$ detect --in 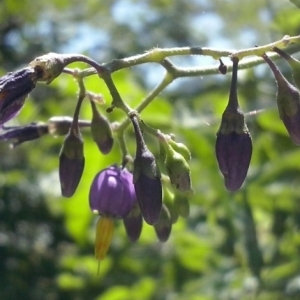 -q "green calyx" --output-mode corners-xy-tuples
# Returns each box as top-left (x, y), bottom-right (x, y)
(60, 131), (84, 160)
(218, 107), (248, 135)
